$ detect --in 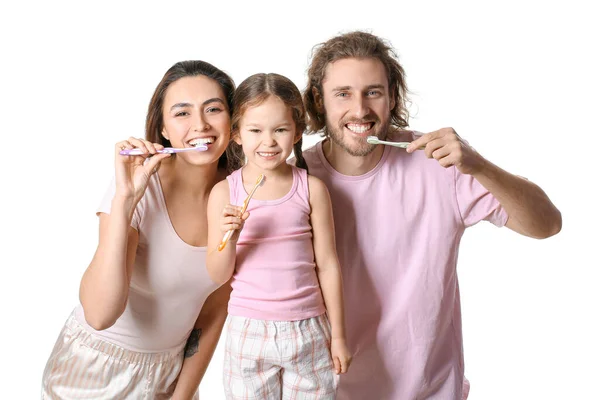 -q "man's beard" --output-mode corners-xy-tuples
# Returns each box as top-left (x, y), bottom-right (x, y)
(324, 113), (391, 157)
